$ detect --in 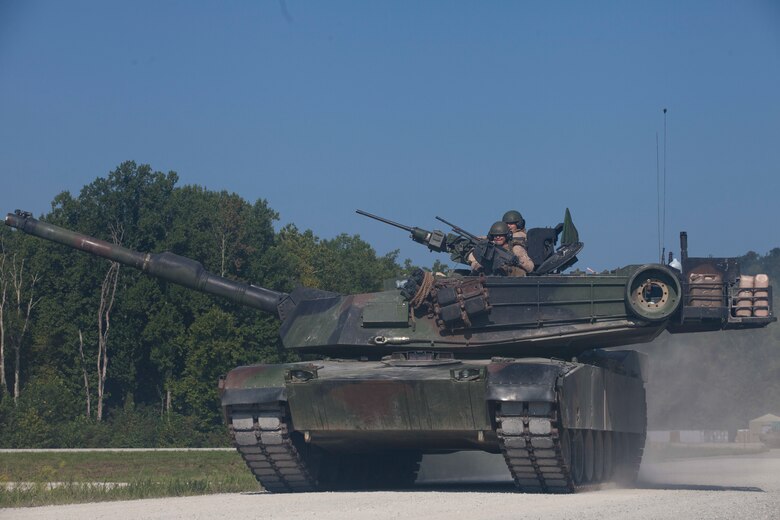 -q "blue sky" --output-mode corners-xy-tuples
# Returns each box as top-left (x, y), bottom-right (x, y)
(1, 1), (778, 271)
